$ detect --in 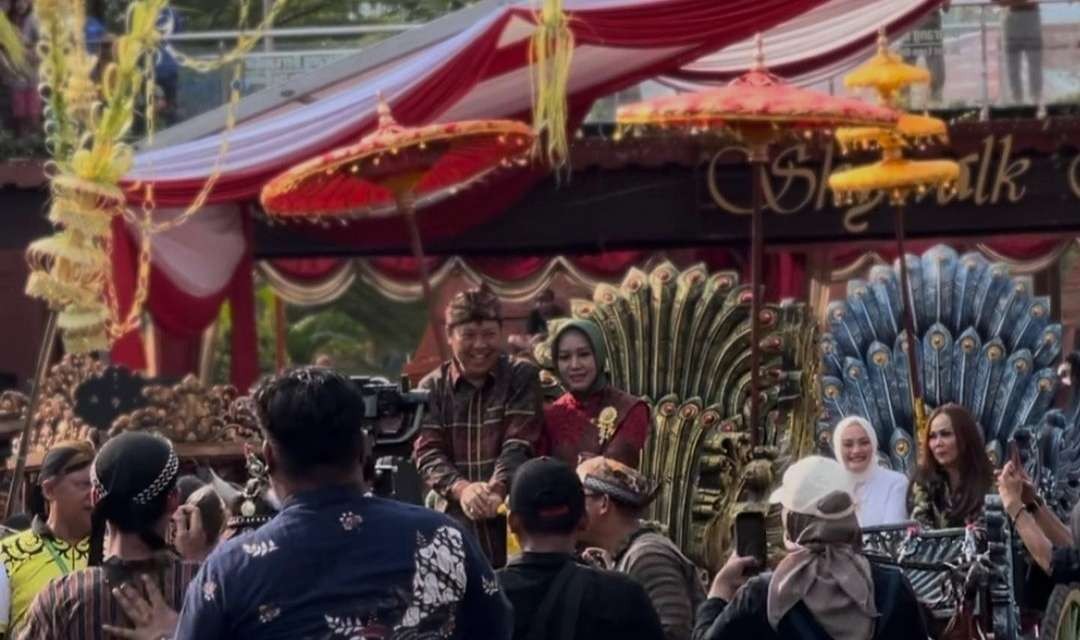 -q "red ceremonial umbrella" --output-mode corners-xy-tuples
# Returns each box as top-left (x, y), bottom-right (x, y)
(617, 36), (899, 446)
(261, 98), (536, 359)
